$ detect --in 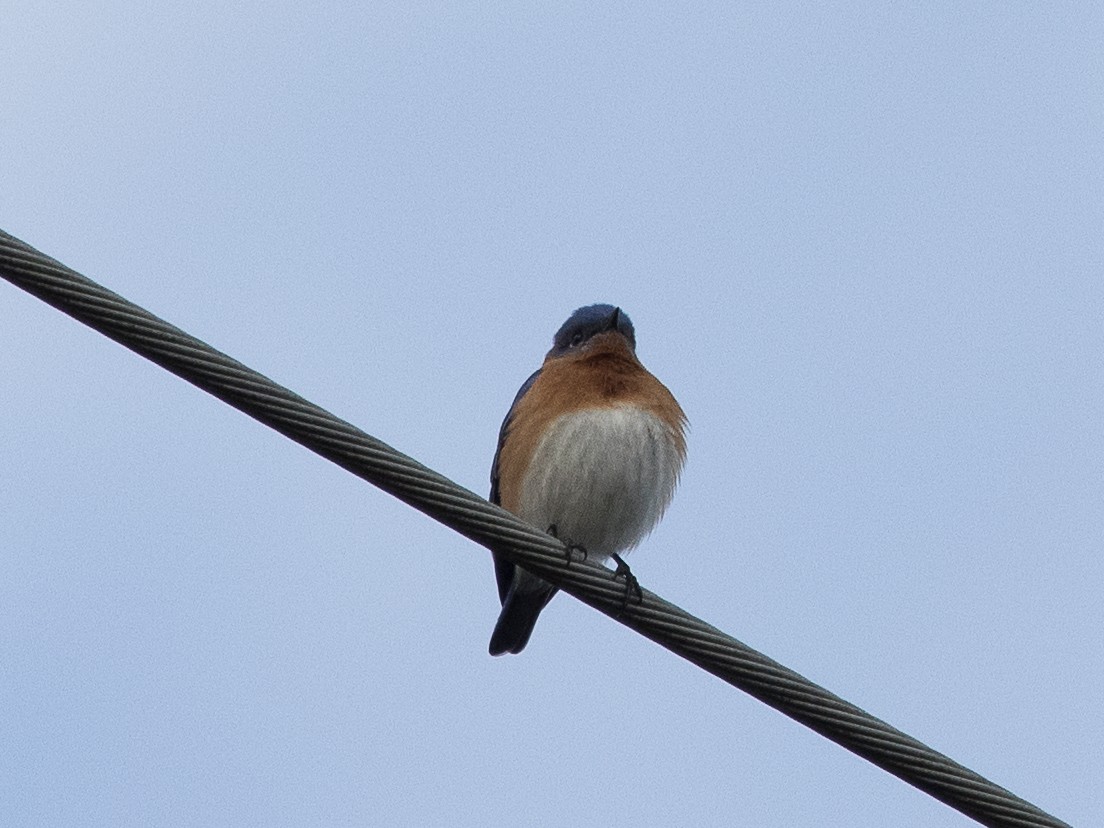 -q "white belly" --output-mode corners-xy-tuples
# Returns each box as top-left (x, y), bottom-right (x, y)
(515, 405), (683, 559)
